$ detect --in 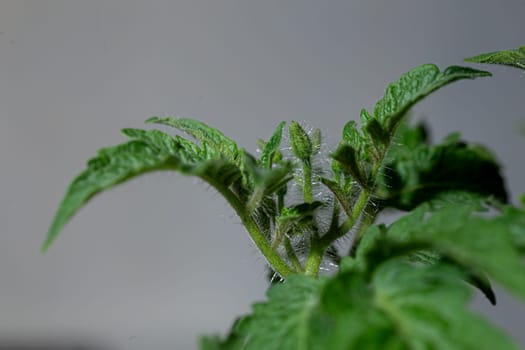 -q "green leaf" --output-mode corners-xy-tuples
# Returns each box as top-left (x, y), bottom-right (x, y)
(465, 46), (525, 70)
(361, 262), (515, 349)
(330, 64), (489, 208)
(331, 143), (367, 187)
(311, 128), (322, 155)
(314, 262), (517, 350)
(278, 202), (323, 226)
(354, 222), (497, 304)
(241, 151), (293, 210)
(383, 202), (525, 300)
(364, 118), (389, 147)
(342, 120), (363, 149)
(320, 177), (352, 216)
(200, 318), (247, 350)
(238, 275), (325, 350)
(372, 64), (491, 132)
(234, 261), (518, 349)
(146, 117), (239, 161)
(260, 121), (286, 168)
(43, 139), (180, 251)
(498, 206), (525, 254)
(378, 126), (507, 210)
(44, 126), (244, 251)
